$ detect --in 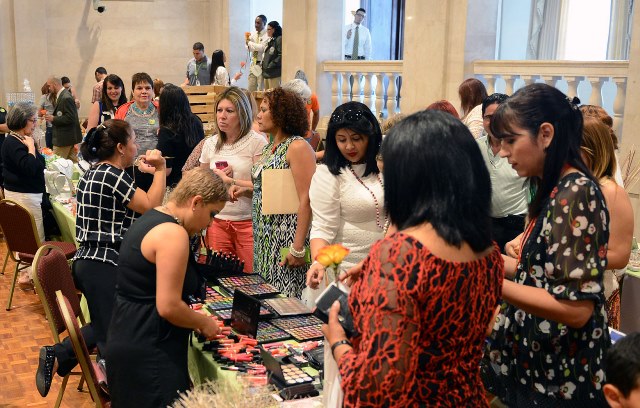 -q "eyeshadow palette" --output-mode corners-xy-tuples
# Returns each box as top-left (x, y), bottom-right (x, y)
(271, 315), (323, 330)
(283, 325), (324, 342)
(205, 287), (227, 302)
(218, 274), (267, 289)
(231, 284), (280, 298)
(279, 364), (314, 386)
(215, 307), (272, 321)
(264, 297), (312, 316)
(255, 321), (291, 344)
(205, 297), (234, 312)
